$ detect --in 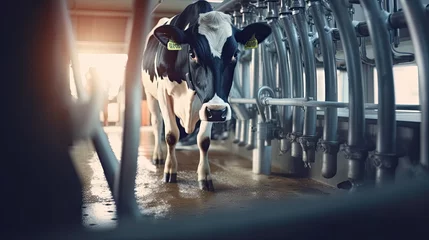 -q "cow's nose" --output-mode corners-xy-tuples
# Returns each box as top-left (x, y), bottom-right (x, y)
(205, 106), (228, 122)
